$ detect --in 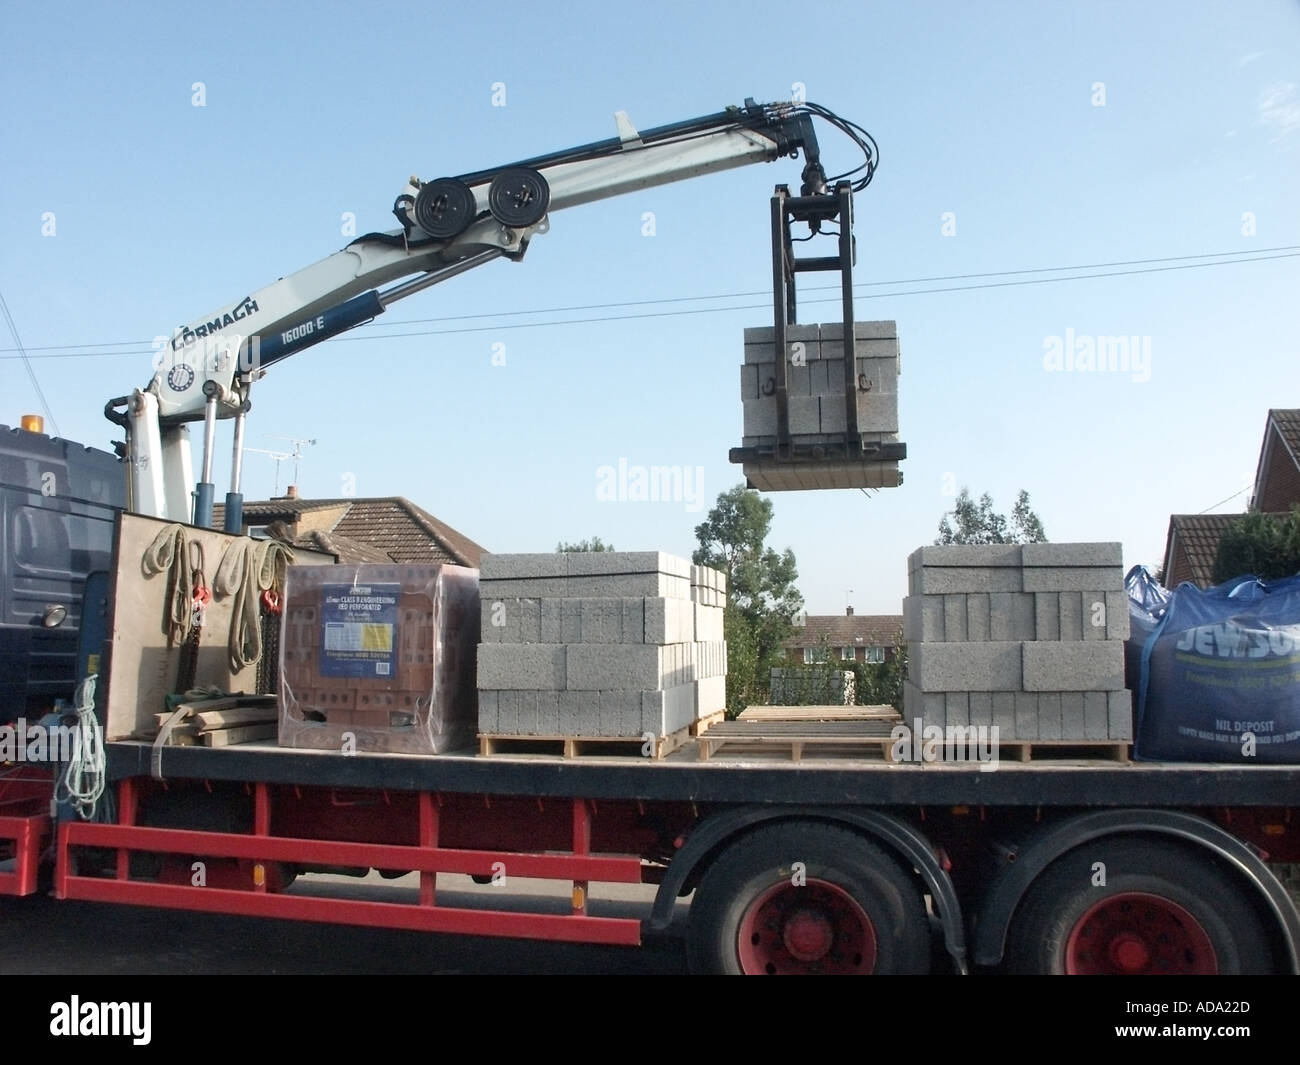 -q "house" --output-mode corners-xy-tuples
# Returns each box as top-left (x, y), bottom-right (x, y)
(783, 608), (904, 666)
(214, 489), (486, 567)
(1162, 409), (1300, 587)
